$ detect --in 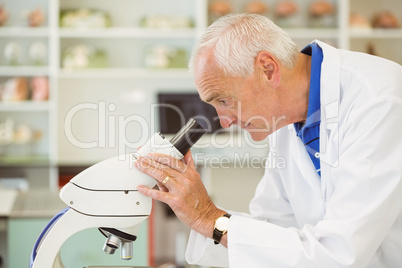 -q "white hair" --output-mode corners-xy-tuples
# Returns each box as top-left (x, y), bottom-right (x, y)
(189, 13), (299, 78)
